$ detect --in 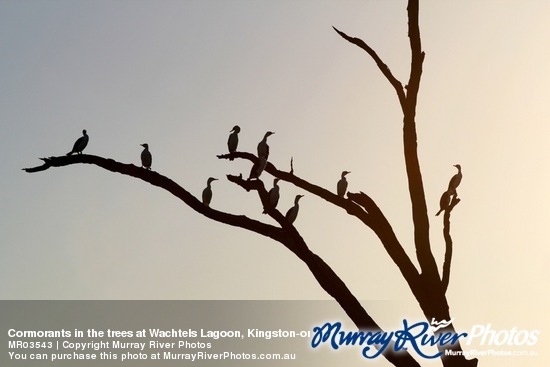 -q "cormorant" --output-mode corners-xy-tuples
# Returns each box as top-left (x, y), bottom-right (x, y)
(263, 178), (280, 213)
(227, 125), (240, 160)
(337, 171), (351, 197)
(248, 156), (267, 180)
(140, 143), (152, 170)
(257, 131), (274, 160)
(285, 194), (304, 224)
(447, 164), (462, 196)
(435, 190), (451, 216)
(202, 177), (218, 207)
(66, 129), (88, 155)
